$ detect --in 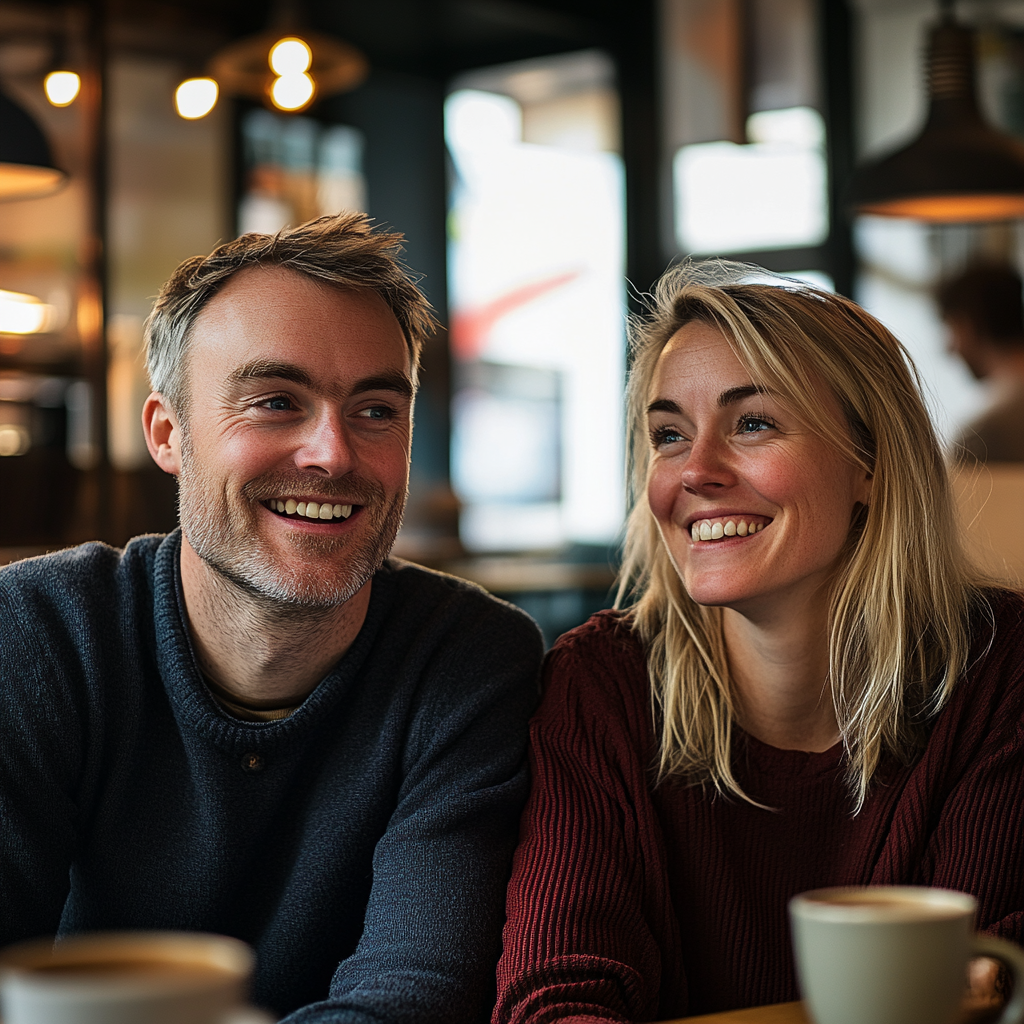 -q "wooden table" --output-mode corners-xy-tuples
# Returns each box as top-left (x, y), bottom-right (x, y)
(662, 1002), (809, 1024)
